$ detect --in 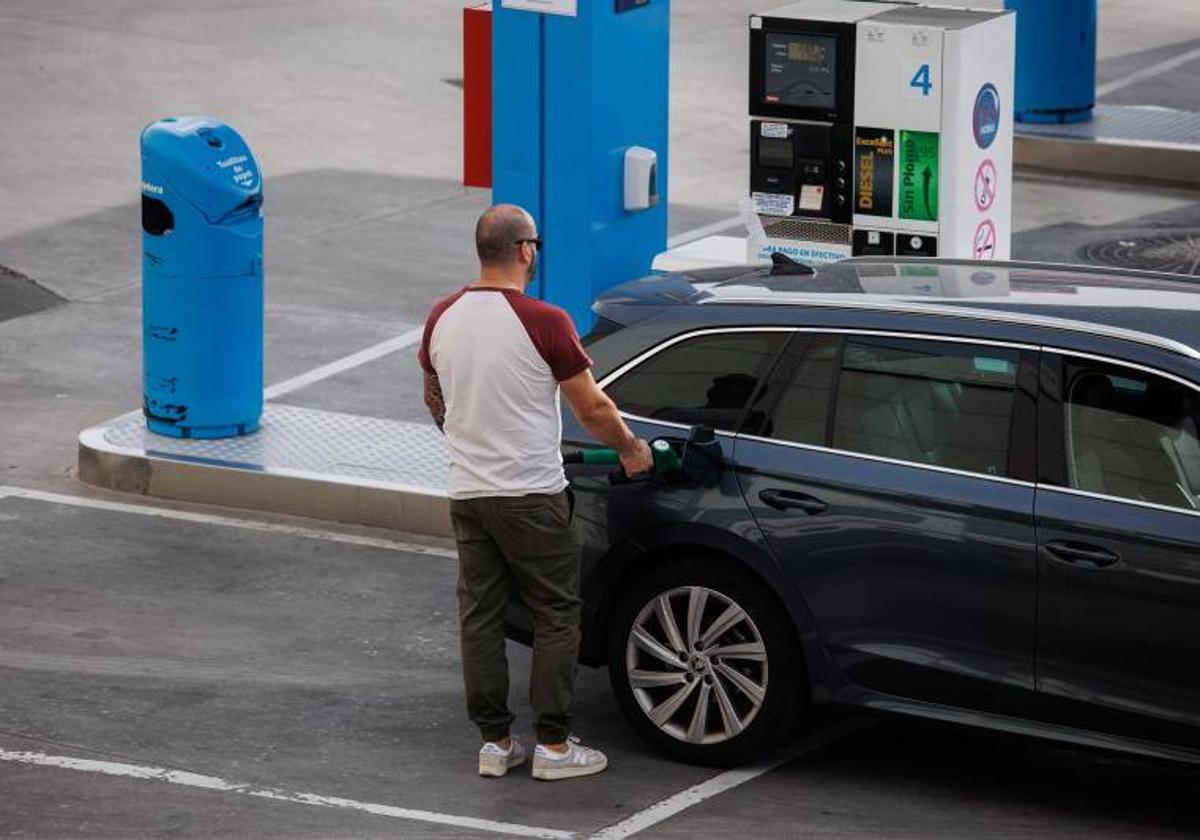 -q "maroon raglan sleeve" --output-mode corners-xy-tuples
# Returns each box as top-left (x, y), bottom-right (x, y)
(505, 294), (594, 382)
(417, 289), (467, 375)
